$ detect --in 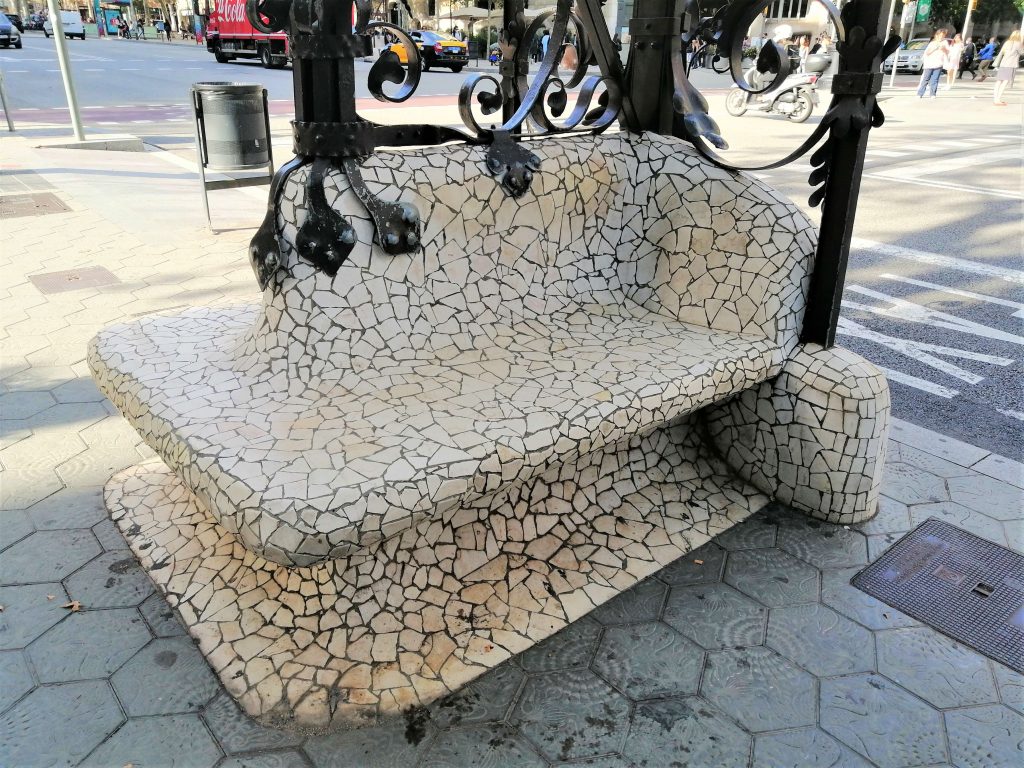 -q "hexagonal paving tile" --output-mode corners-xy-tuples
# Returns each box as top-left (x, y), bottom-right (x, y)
(701, 646), (816, 732)
(909, 501), (1008, 546)
(853, 495), (912, 536)
(589, 578), (666, 625)
(947, 475), (1024, 521)
(766, 603), (875, 676)
(592, 622), (704, 700)
(305, 718), (435, 768)
(714, 511), (778, 551)
(992, 662), (1024, 716)
(0, 391), (57, 420)
(0, 680), (124, 767)
(657, 542), (726, 586)
(28, 607), (151, 683)
(663, 583), (767, 649)
(218, 750), (310, 768)
(883, 462), (949, 505)
(724, 548), (820, 607)
(892, 443), (977, 479)
(64, 549), (154, 608)
(0, 650), (34, 713)
(945, 704), (1024, 768)
(91, 518), (129, 551)
(201, 693), (305, 754)
(518, 618), (601, 672)
(0, 468), (65, 511)
(0, 582), (70, 649)
(821, 566), (919, 630)
(775, 516), (869, 568)
(1005, 520), (1024, 554)
(820, 673), (947, 767)
(430, 662), (525, 729)
(624, 696), (751, 767)
(421, 724), (546, 767)
(0, 529), (100, 584)
(81, 713), (222, 767)
(877, 627), (998, 709)
(510, 667), (630, 762)
(24, 485), (108, 530)
(111, 636), (221, 716)
(139, 592), (187, 637)
(753, 726), (873, 768)
(0, 510), (33, 554)
(51, 377), (107, 404)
